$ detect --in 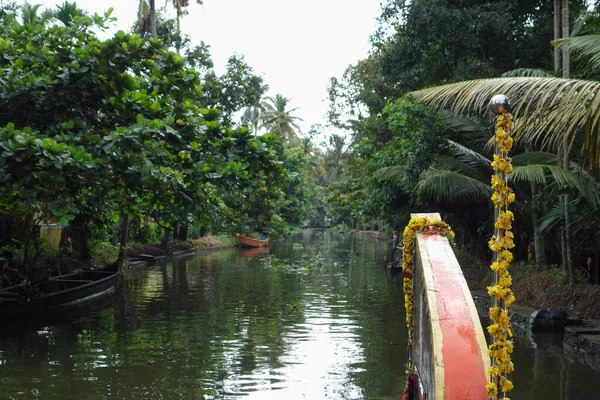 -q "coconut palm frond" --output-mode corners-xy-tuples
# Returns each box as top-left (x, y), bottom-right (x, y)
(54, 1), (83, 26)
(571, 11), (591, 37)
(446, 140), (491, 169)
(501, 68), (555, 78)
(546, 165), (592, 194)
(438, 110), (486, 134)
(373, 166), (405, 186)
(508, 165), (549, 185)
(509, 164), (599, 205)
(569, 167), (600, 207)
(430, 154), (489, 184)
(539, 200), (591, 234)
(410, 77), (600, 162)
(511, 151), (558, 166)
(554, 35), (600, 70)
(21, 2), (44, 25)
(417, 168), (492, 203)
(539, 202), (564, 232)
